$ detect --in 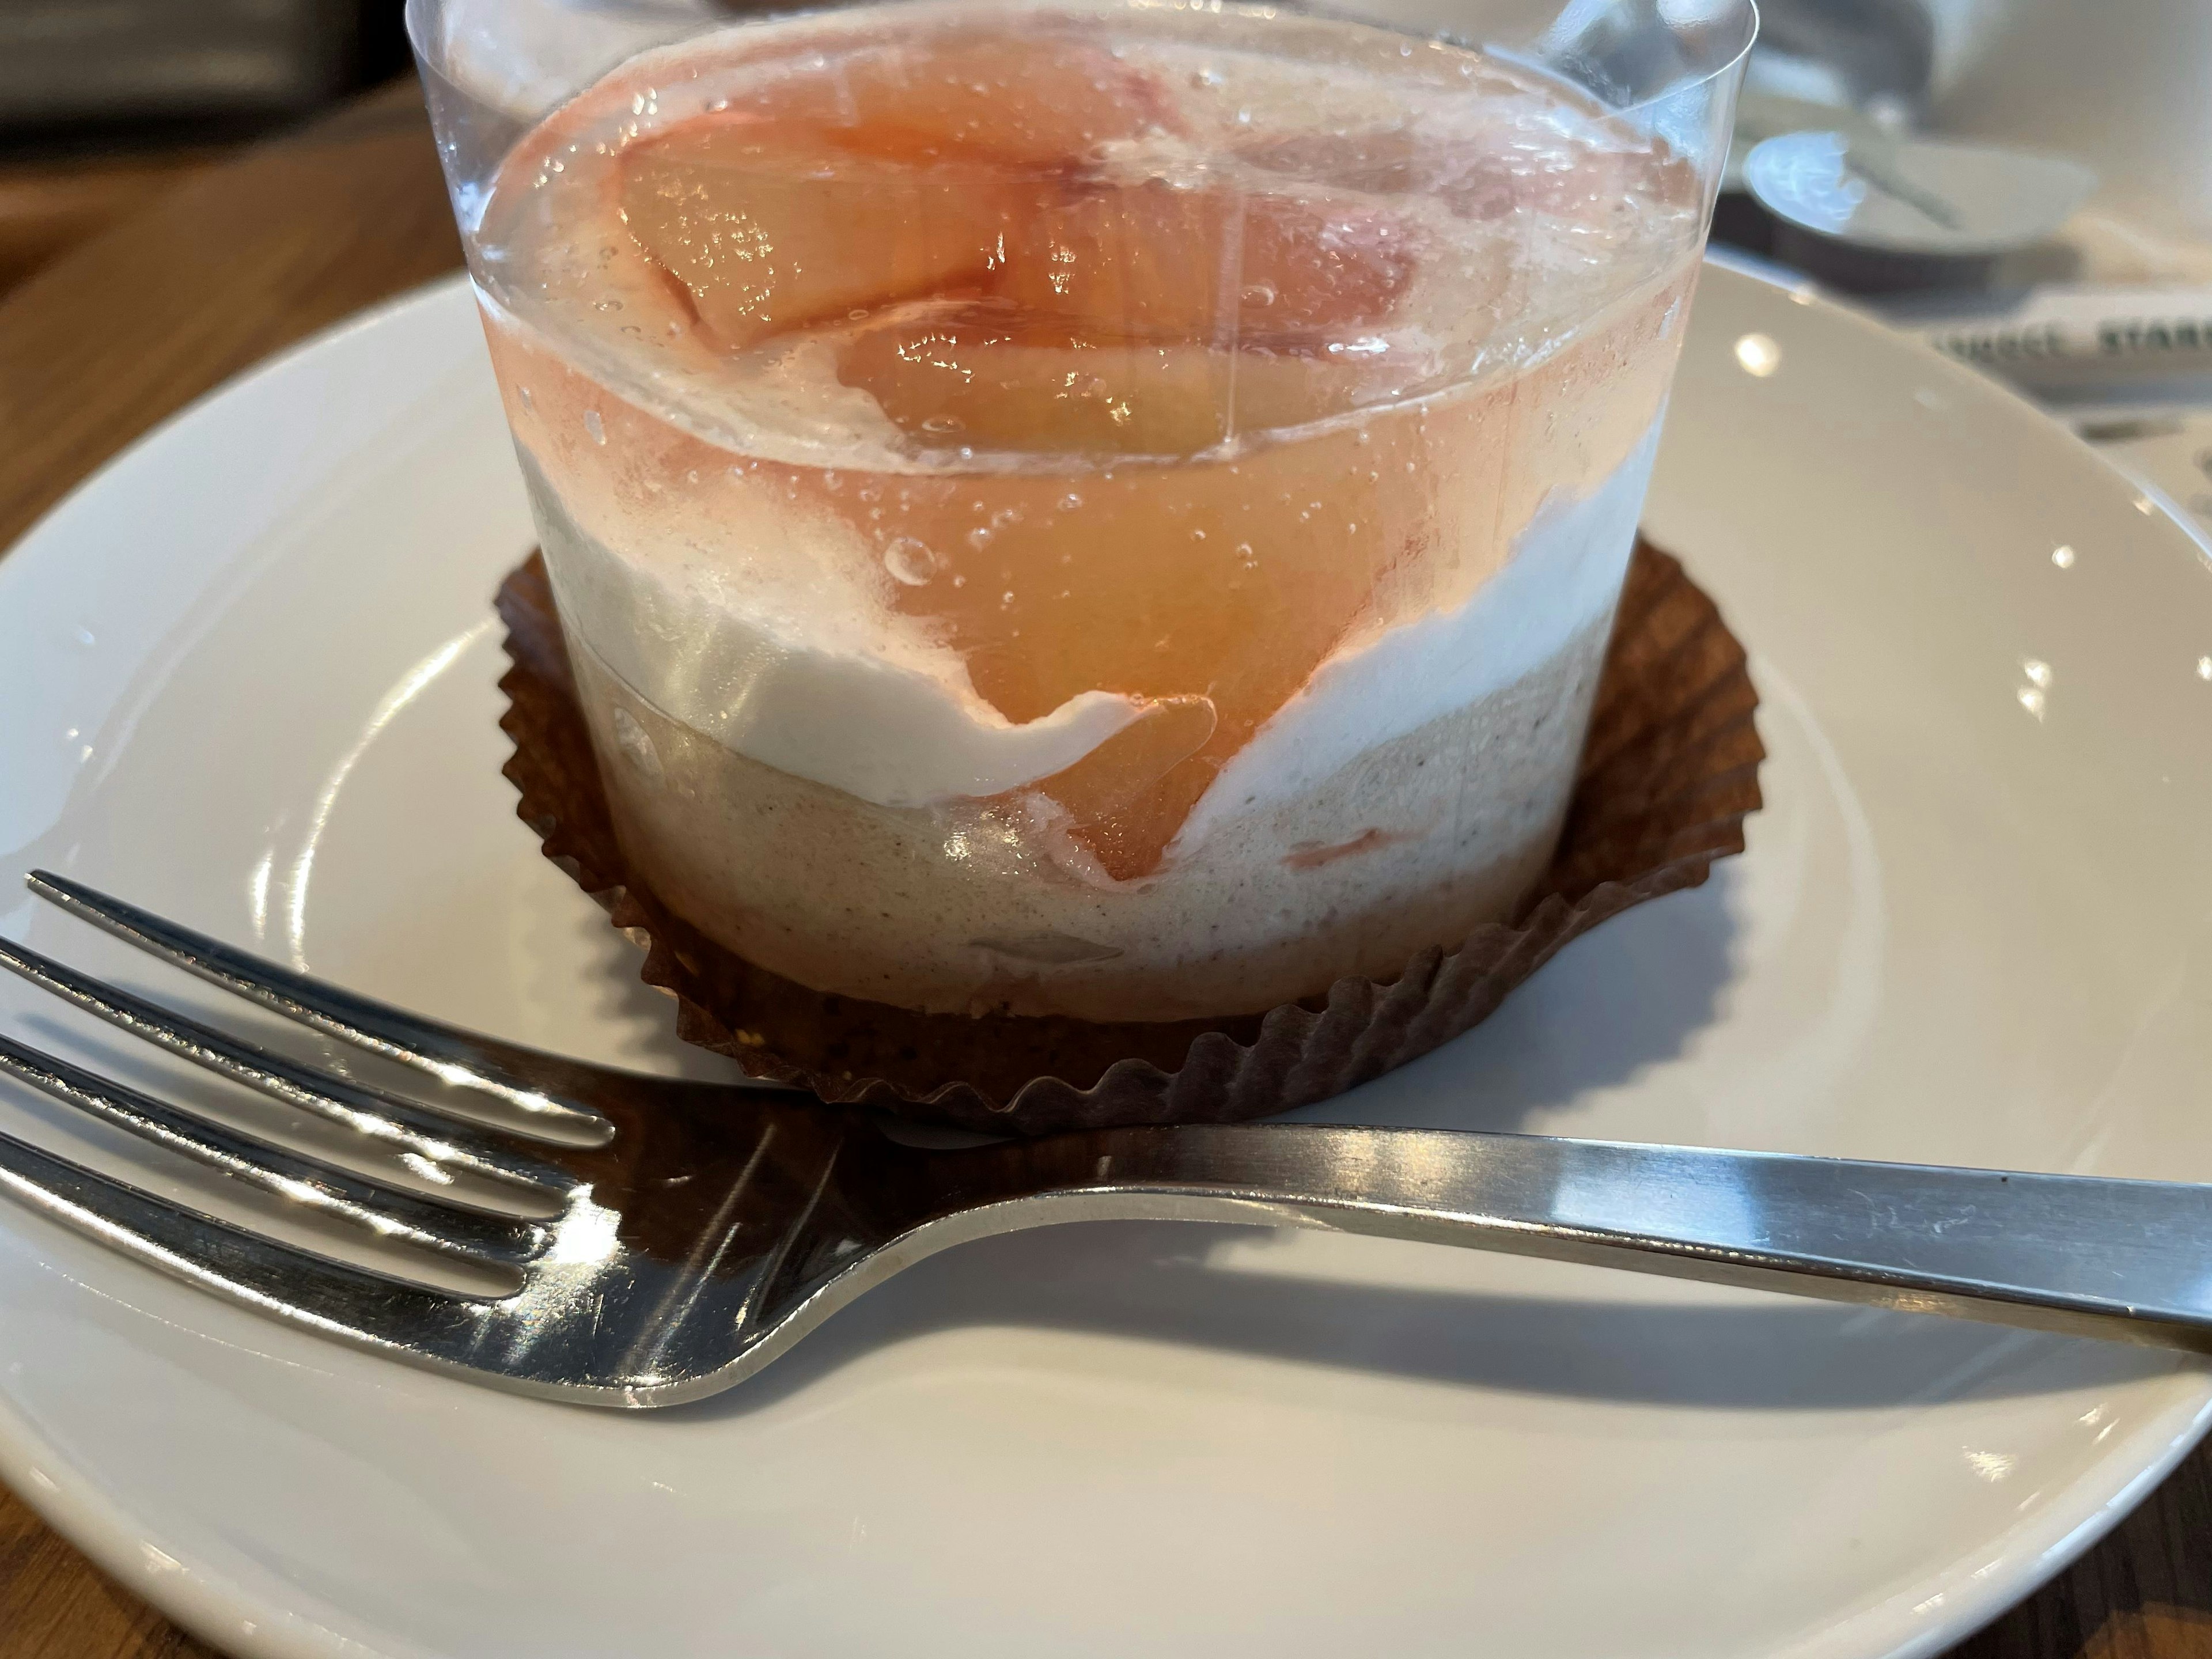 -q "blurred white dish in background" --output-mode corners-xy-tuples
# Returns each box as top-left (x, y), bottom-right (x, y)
(1930, 0), (2212, 261)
